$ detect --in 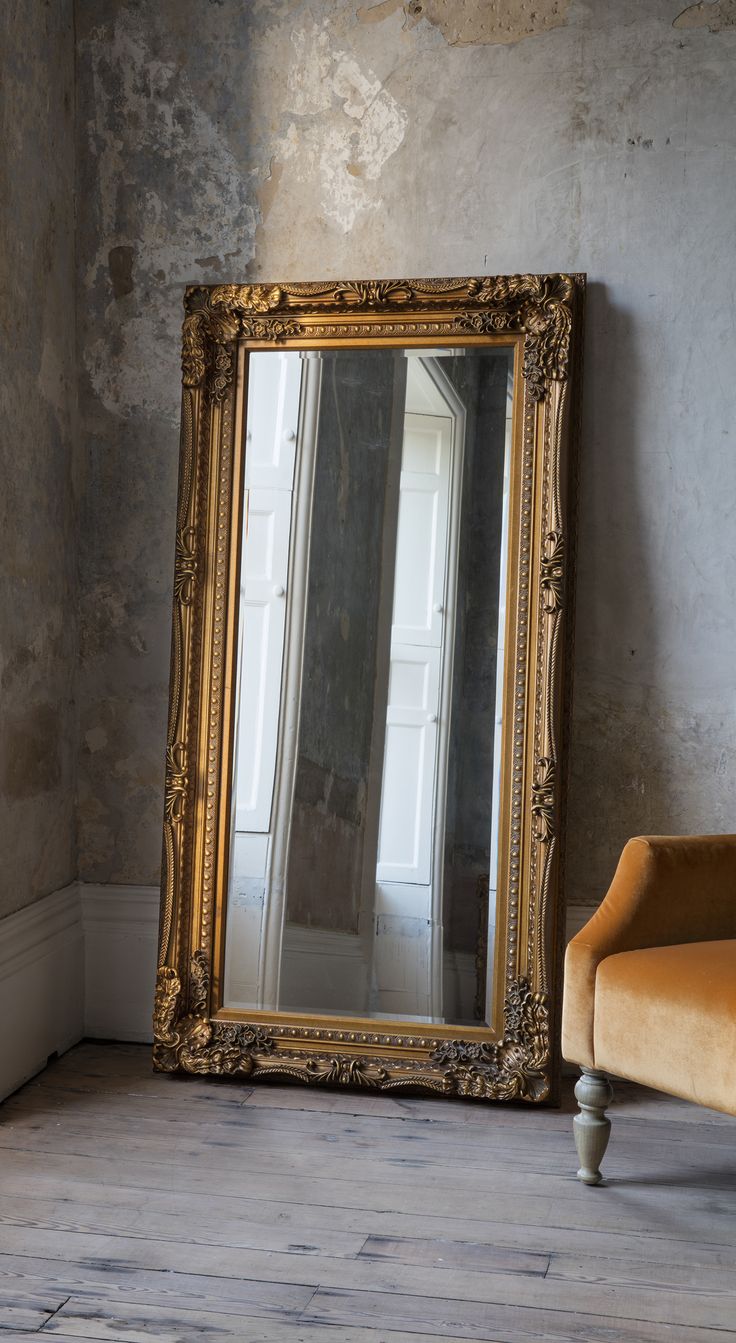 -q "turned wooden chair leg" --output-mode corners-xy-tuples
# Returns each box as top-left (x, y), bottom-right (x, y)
(573, 1067), (614, 1185)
